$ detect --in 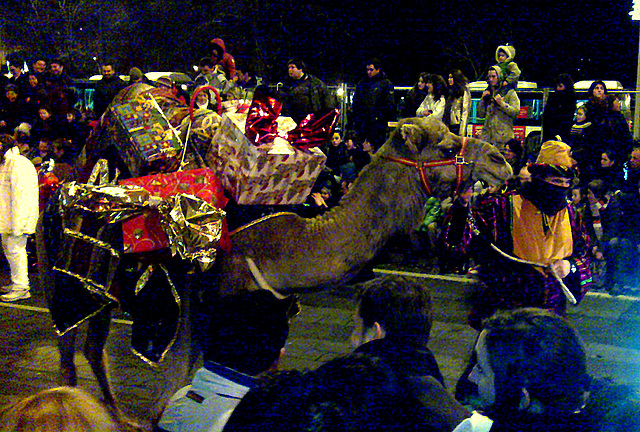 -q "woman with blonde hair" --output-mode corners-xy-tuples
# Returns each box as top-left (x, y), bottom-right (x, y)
(0, 386), (122, 432)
